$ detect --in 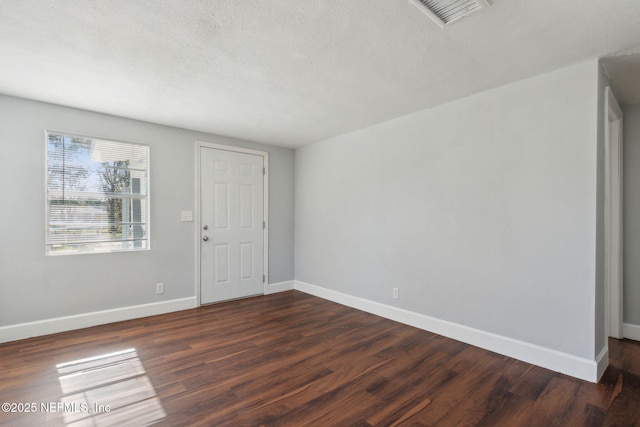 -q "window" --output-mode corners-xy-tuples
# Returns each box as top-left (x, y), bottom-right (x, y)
(46, 131), (149, 255)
